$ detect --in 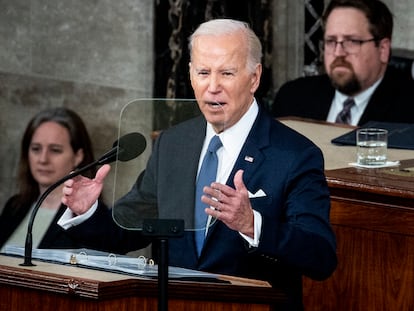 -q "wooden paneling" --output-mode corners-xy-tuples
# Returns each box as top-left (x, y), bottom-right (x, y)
(1, 285), (273, 311)
(0, 255), (285, 311)
(303, 160), (414, 311)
